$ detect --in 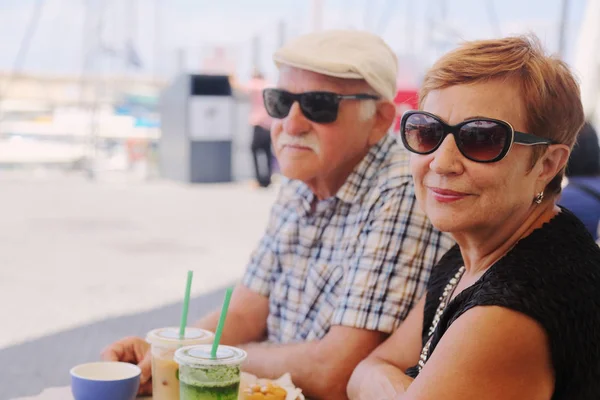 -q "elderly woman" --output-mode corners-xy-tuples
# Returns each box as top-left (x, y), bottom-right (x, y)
(347, 35), (600, 400)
